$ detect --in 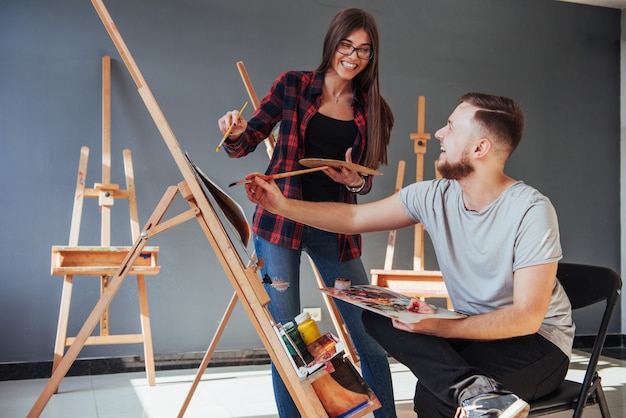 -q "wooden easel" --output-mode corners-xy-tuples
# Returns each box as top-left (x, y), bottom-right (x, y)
(50, 55), (159, 386)
(236, 60), (359, 364)
(178, 62), (363, 417)
(28, 2), (380, 417)
(381, 159), (406, 271)
(370, 96), (452, 308)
